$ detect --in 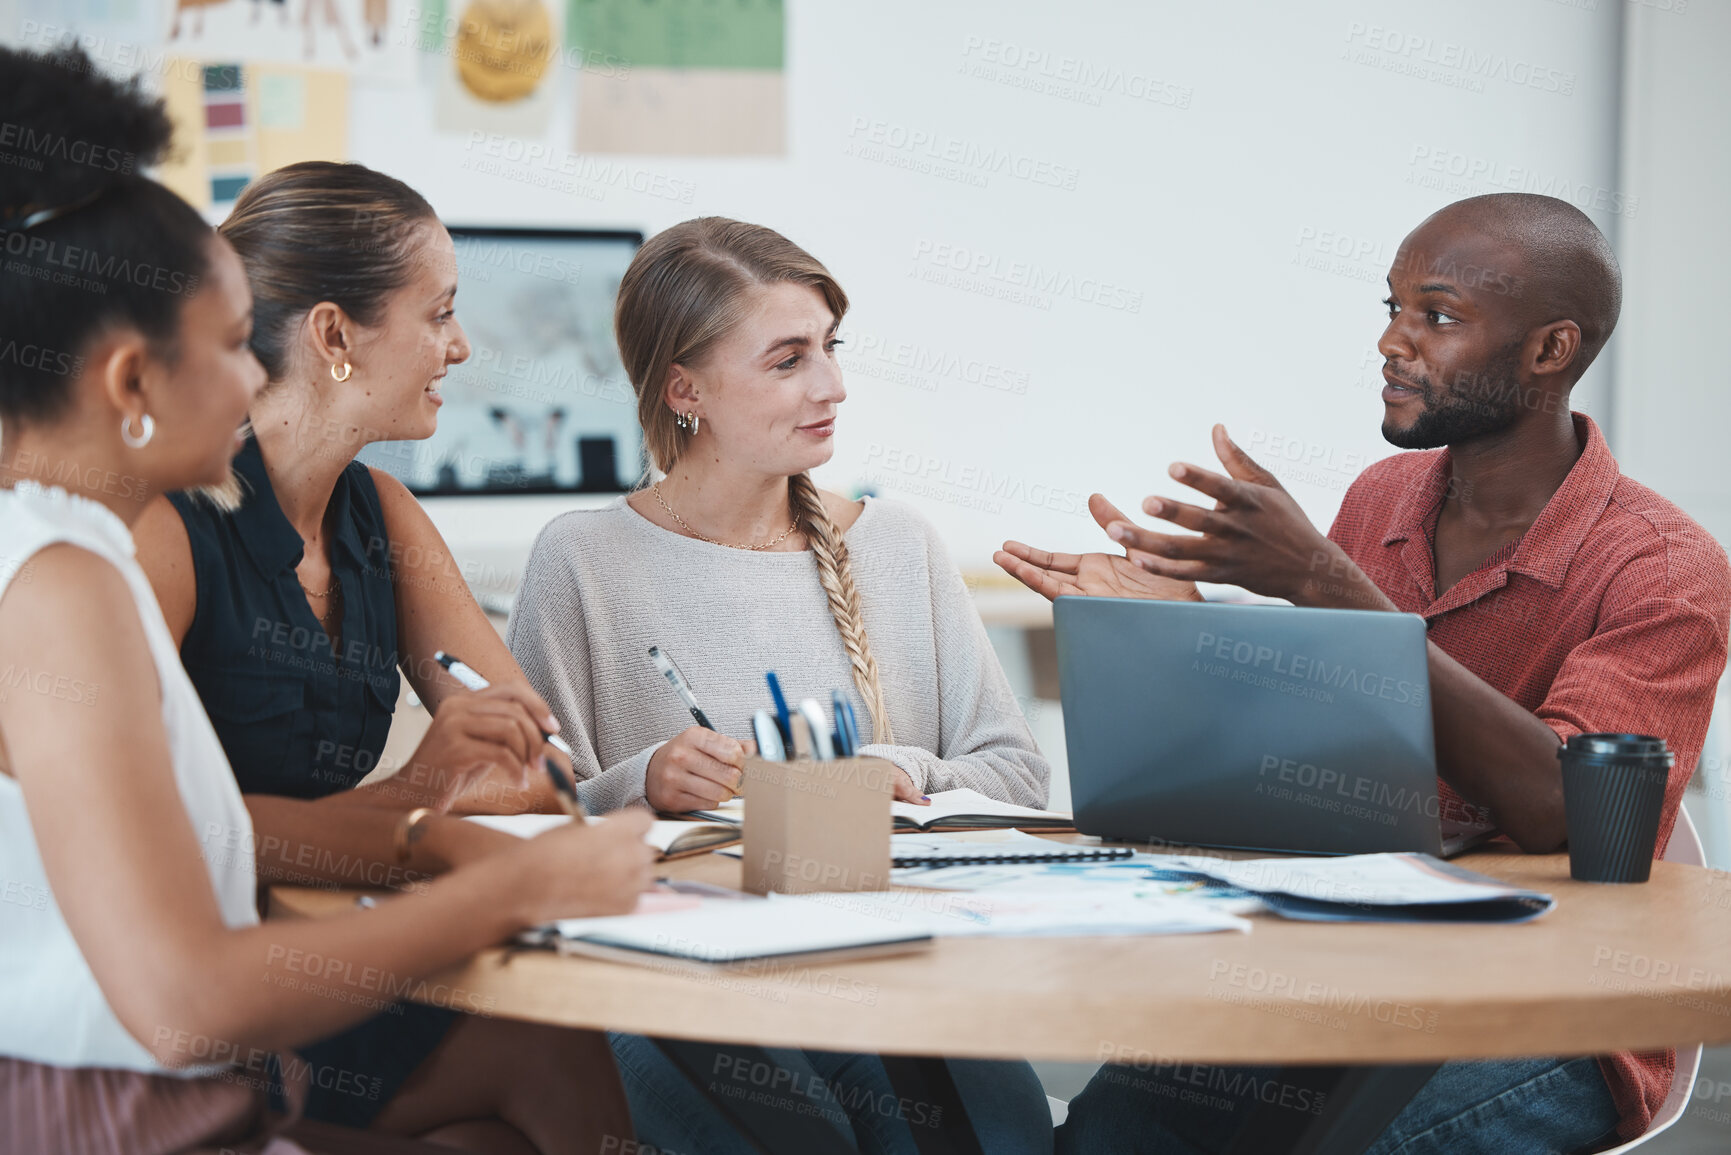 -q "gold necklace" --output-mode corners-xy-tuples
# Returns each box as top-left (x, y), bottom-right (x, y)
(299, 576), (341, 599)
(296, 528), (339, 599)
(651, 483), (800, 551)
